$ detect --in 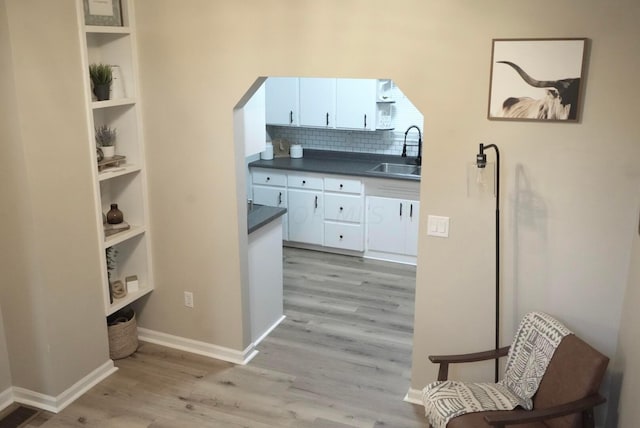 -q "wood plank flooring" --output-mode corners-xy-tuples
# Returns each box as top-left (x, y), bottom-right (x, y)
(29, 247), (426, 427)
